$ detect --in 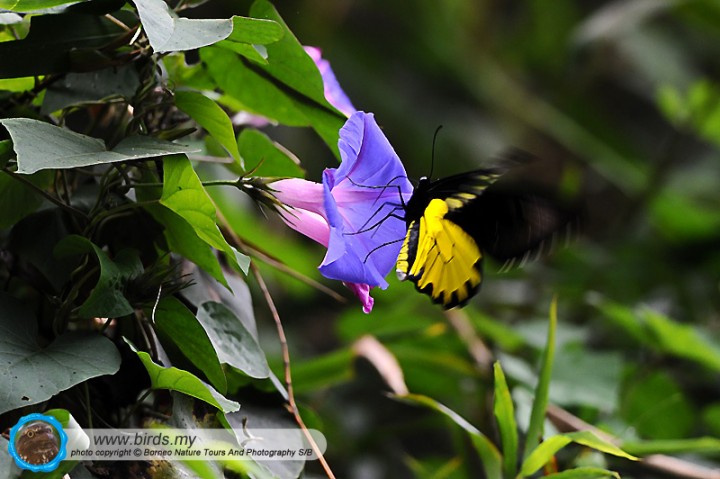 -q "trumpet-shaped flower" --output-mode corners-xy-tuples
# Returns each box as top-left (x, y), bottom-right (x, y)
(273, 111), (412, 312)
